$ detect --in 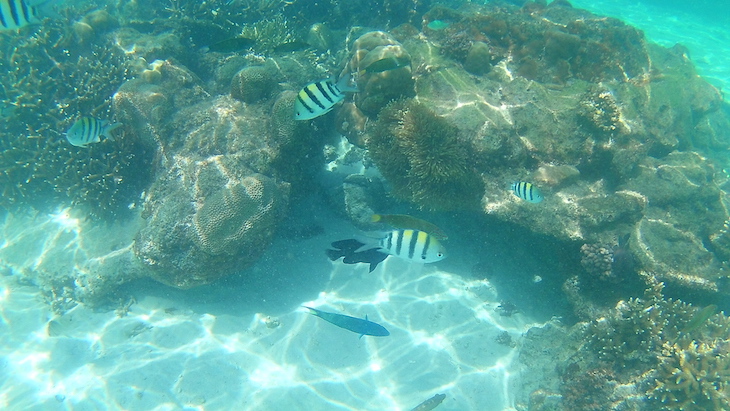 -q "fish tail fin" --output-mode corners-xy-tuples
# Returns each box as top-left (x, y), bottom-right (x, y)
(352, 233), (384, 253)
(303, 306), (319, 317)
(371, 214), (382, 223)
(336, 75), (359, 93)
(325, 248), (343, 261)
(102, 123), (122, 141)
